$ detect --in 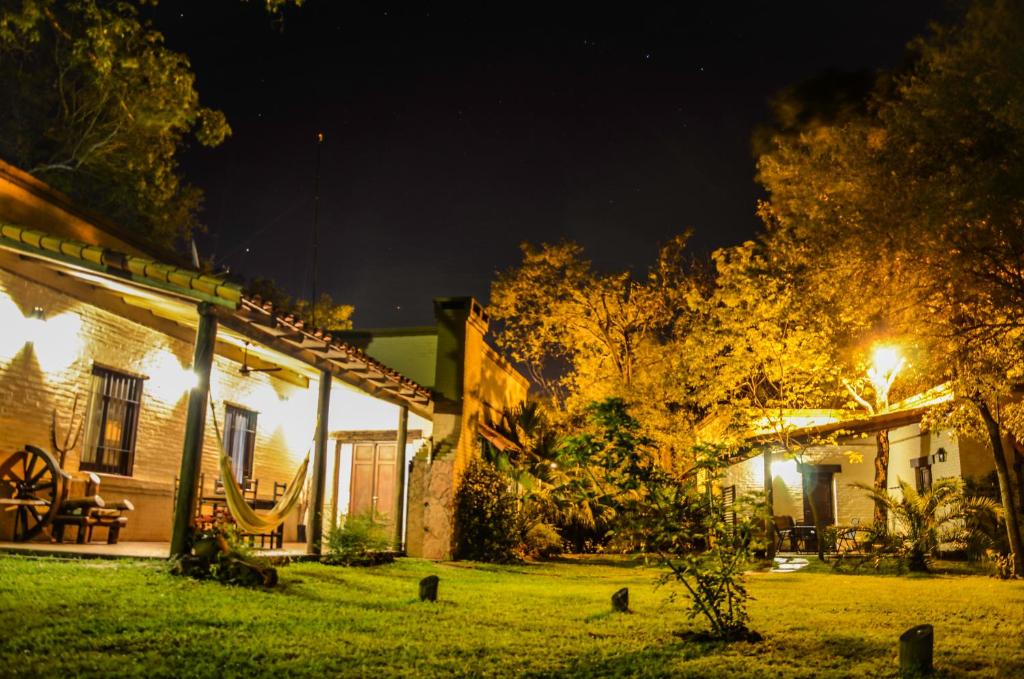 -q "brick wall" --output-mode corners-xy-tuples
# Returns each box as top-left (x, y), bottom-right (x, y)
(0, 268), (338, 543)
